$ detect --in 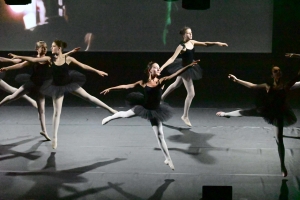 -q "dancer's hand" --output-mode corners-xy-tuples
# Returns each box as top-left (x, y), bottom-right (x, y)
(285, 53), (294, 58)
(0, 67), (7, 72)
(100, 89), (110, 95)
(189, 59), (200, 67)
(228, 74), (237, 82)
(8, 53), (19, 59)
(217, 42), (228, 47)
(97, 70), (108, 77)
(71, 47), (80, 53)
